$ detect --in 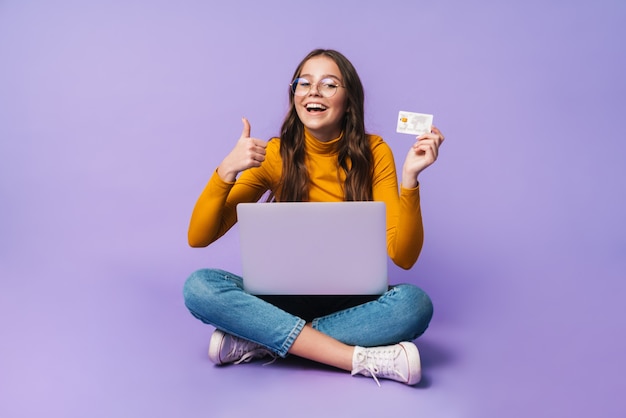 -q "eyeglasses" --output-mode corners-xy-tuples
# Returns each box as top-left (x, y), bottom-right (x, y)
(290, 77), (345, 98)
